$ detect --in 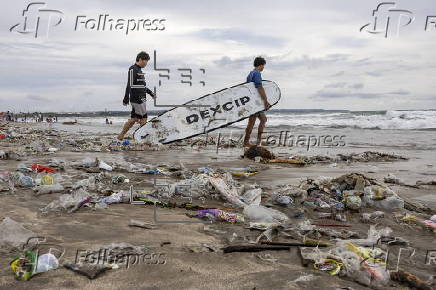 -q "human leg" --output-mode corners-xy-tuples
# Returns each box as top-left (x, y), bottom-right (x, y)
(138, 117), (147, 126)
(244, 115), (257, 146)
(256, 112), (267, 145)
(117, 118), (138, 140)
